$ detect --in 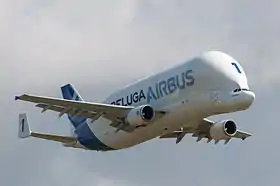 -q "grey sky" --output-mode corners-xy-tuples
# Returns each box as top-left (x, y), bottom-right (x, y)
(0, 1), (279, 186)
